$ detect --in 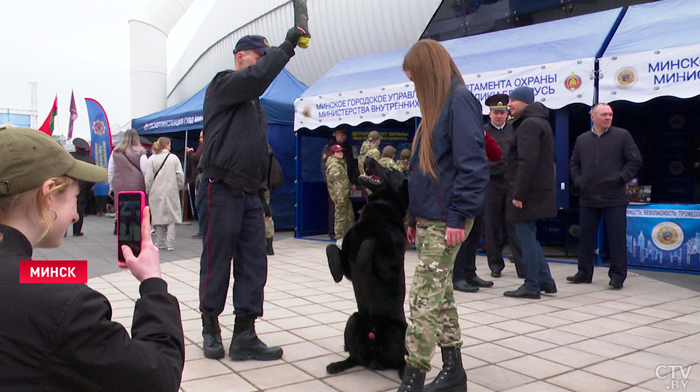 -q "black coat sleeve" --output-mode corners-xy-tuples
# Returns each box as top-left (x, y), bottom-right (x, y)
(618, 130), (643, 185)
(512, 119), (542, 202)
(570, 136), (582, 189)
(52, 278), (184, 392)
